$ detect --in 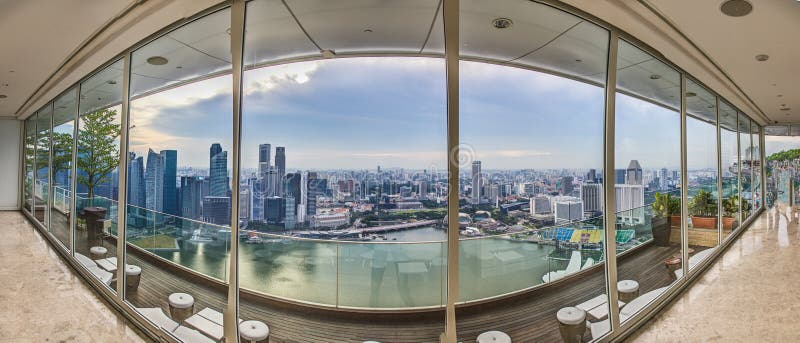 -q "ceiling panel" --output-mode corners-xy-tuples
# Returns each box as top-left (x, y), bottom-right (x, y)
(244, 0), (321, 66)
